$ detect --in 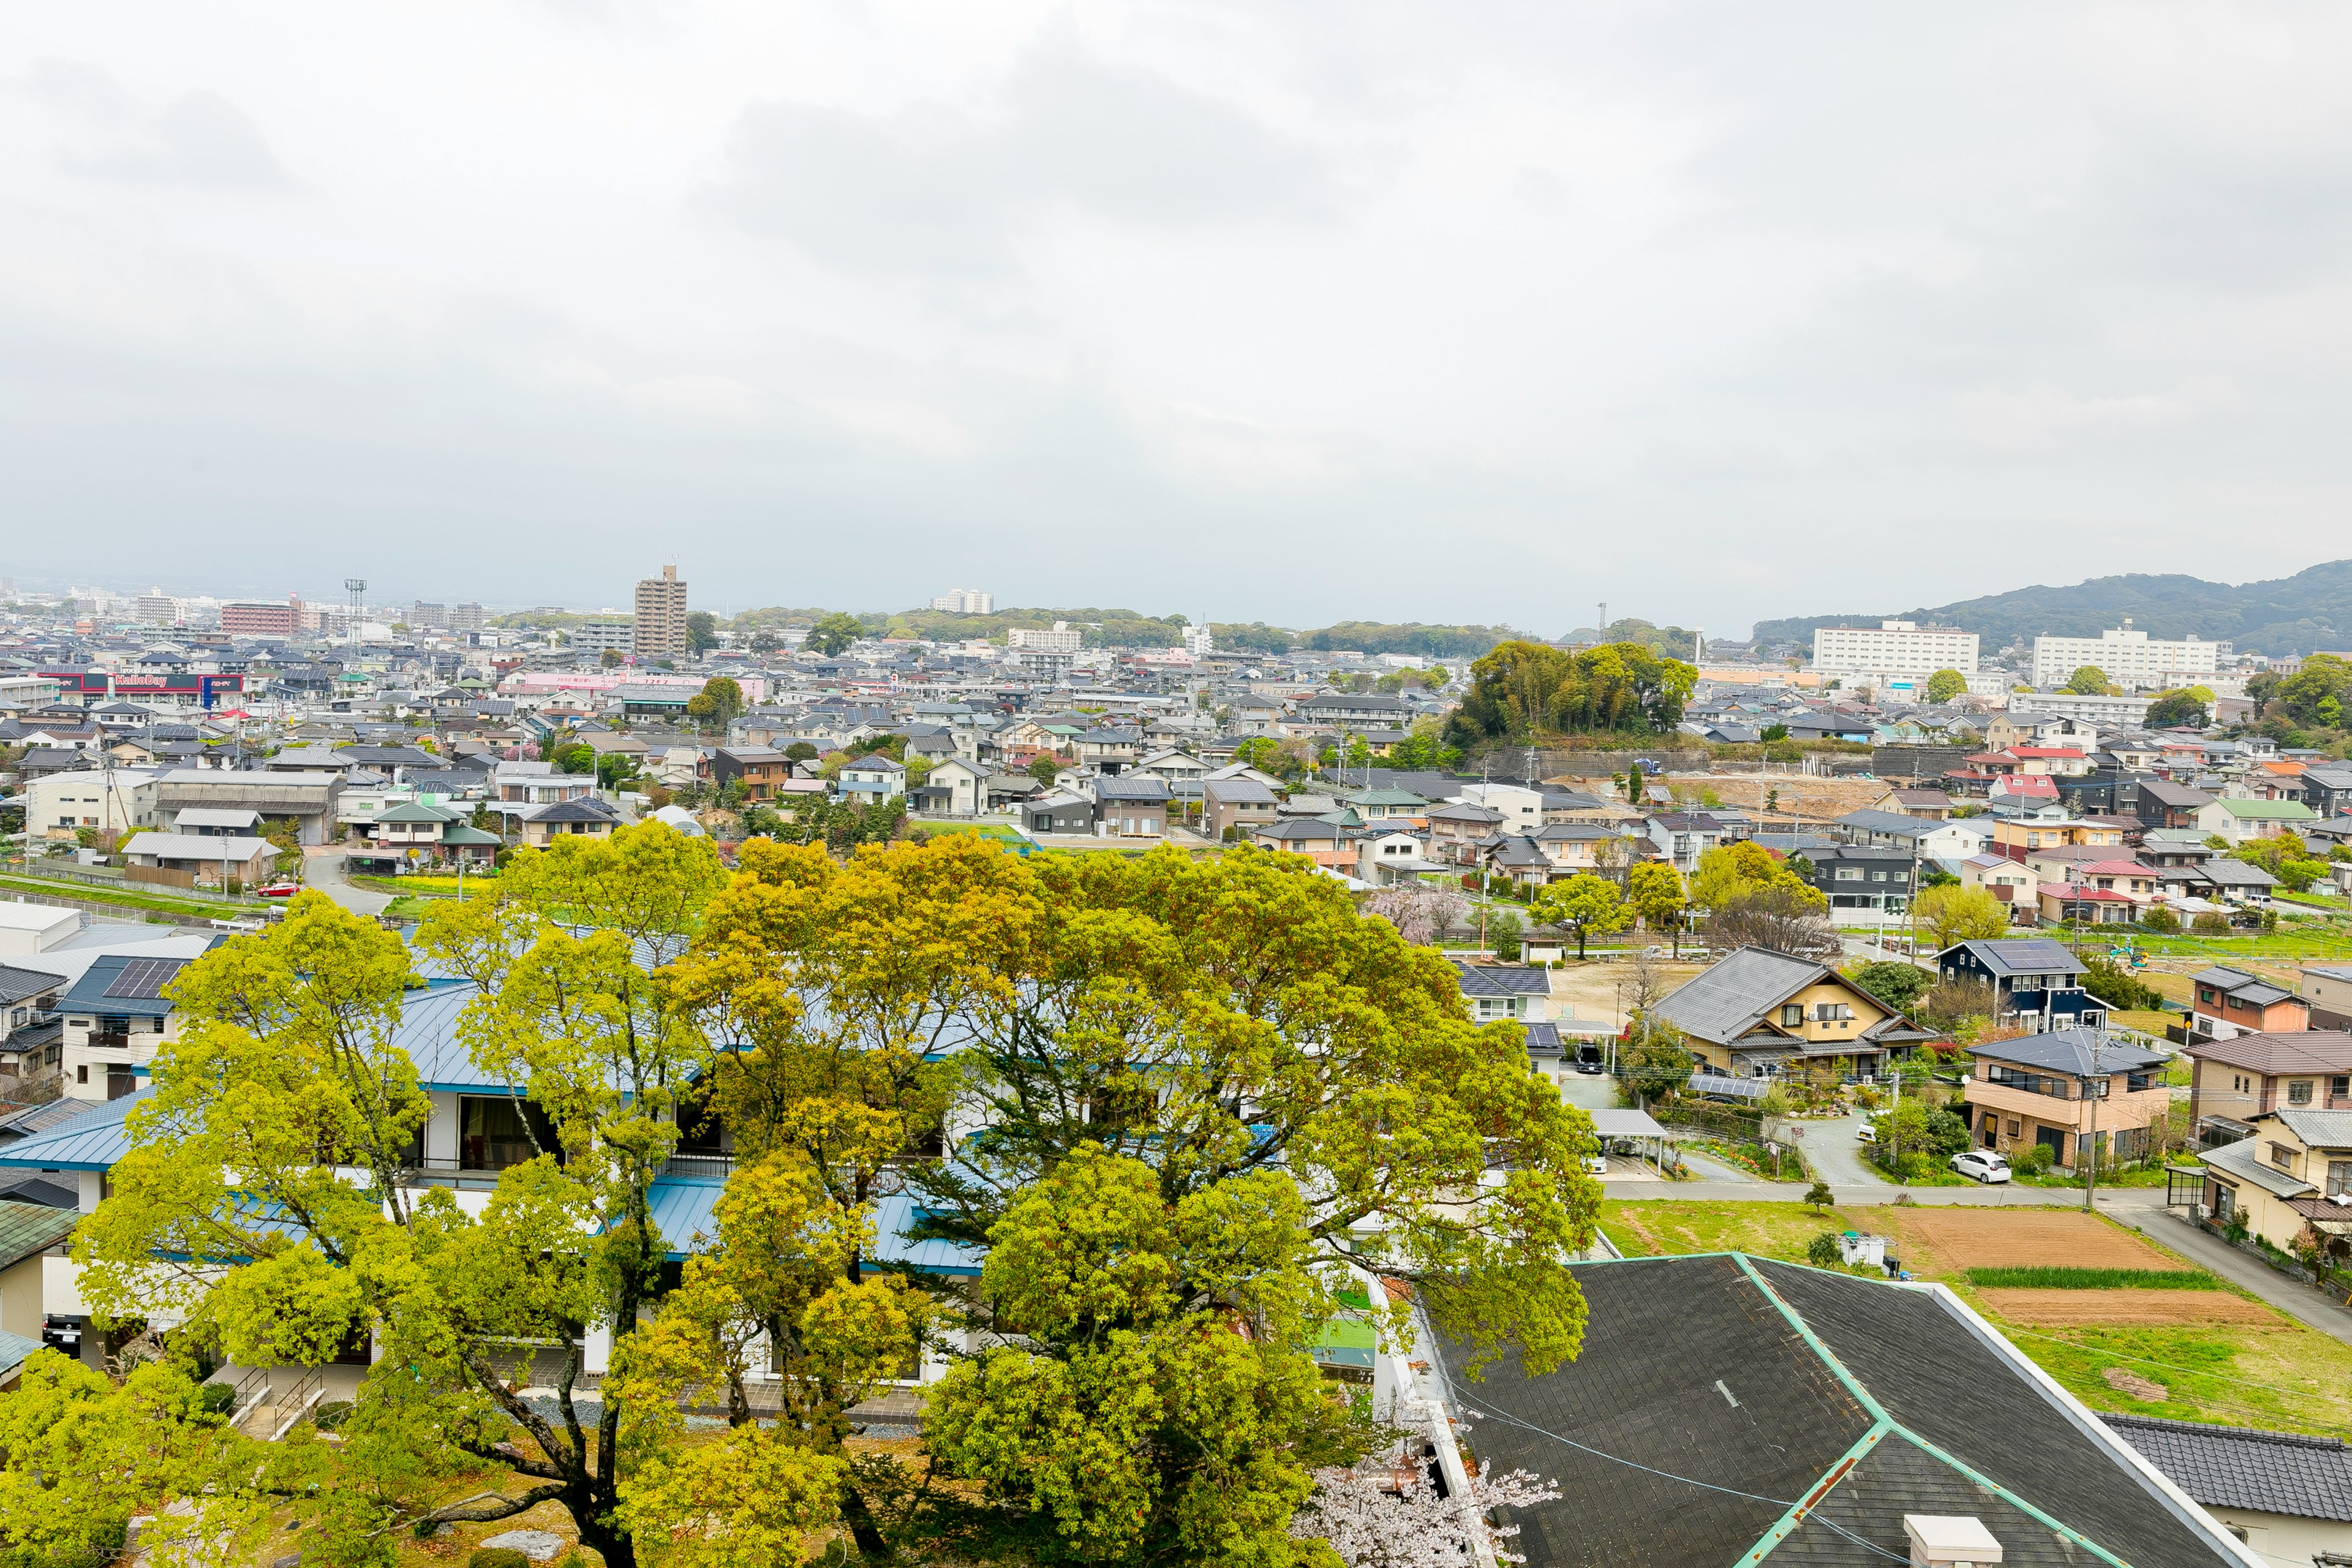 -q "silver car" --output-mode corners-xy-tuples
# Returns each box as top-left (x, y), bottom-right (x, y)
(1950, 1150), (2012, 1184)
